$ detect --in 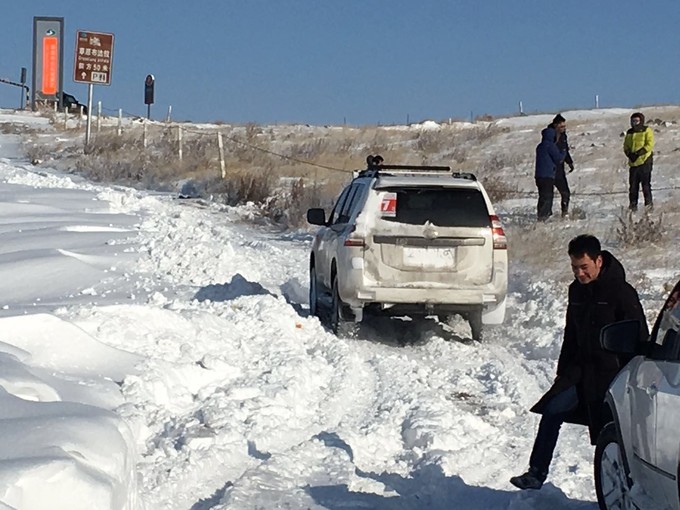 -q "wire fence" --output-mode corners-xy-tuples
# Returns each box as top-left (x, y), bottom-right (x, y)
(59, 100), (680, 198)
